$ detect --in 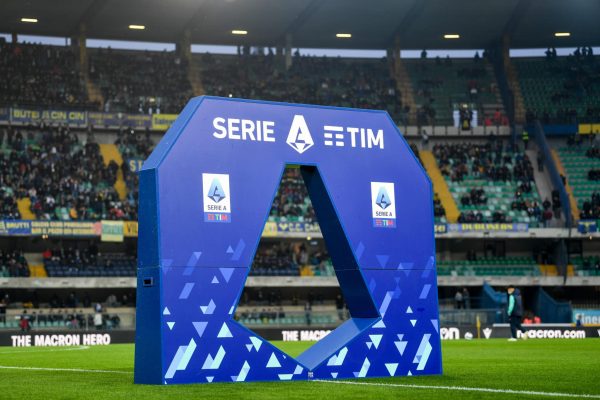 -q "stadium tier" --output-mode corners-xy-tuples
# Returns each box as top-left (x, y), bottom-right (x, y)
(89, 48), (193, 114)
(433, 142), (549, 226)
(198, 53), (405, 124)
(0, 125), (135, 221)
(0, 42), (598, 346)
(556, 144), (600, 220)
(571, 255), (600, 276)
(437, 257), (540, 277)
(404, 56), (507, 126)
(0, 42), (92, 110)
(44, 252), (136, 278)
(515, 54), (600, 124)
